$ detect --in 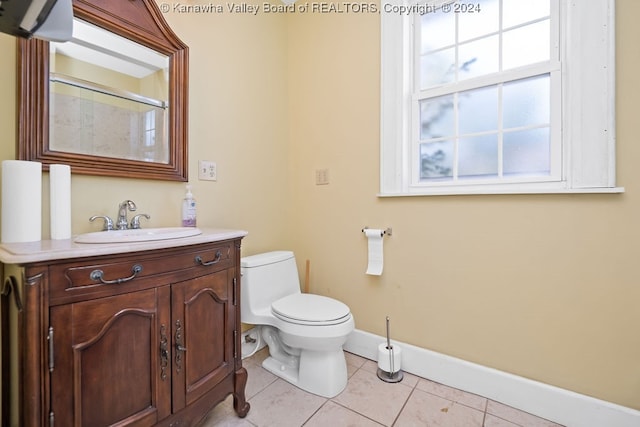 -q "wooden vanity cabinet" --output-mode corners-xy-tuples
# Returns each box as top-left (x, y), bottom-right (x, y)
(2, 237), (249, 427)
